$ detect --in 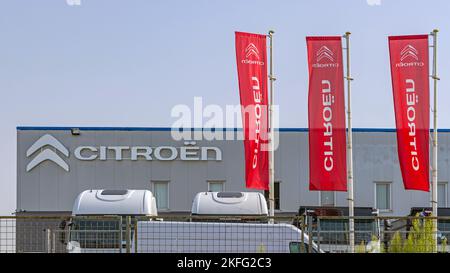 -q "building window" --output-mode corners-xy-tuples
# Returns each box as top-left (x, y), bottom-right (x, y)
(320, 191), (335, 207)
(375, 182), (391, 211)
(264, 181), (280, 210)
(152, 181), (169, 210)
(208, 181), (224, 192)
(438, 182), (448, 207)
